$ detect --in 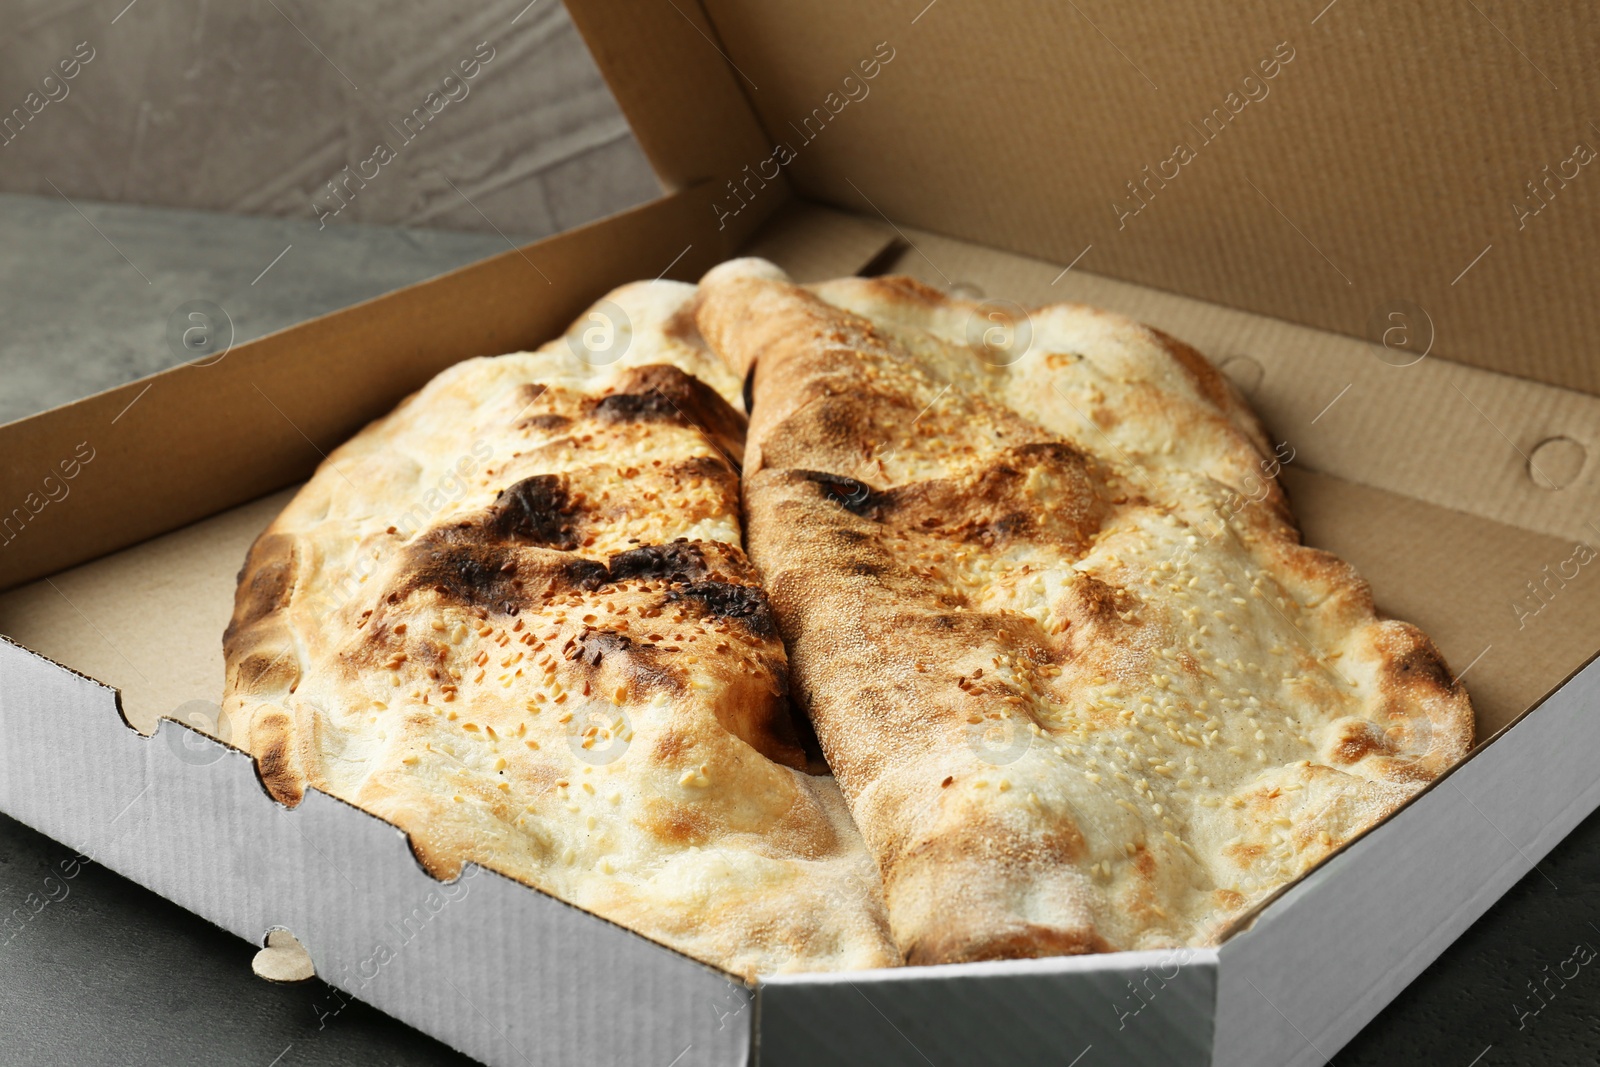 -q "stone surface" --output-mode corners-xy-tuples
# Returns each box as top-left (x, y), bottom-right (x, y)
(0, 192), (509, 425)
(0, 0), (659, 239)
